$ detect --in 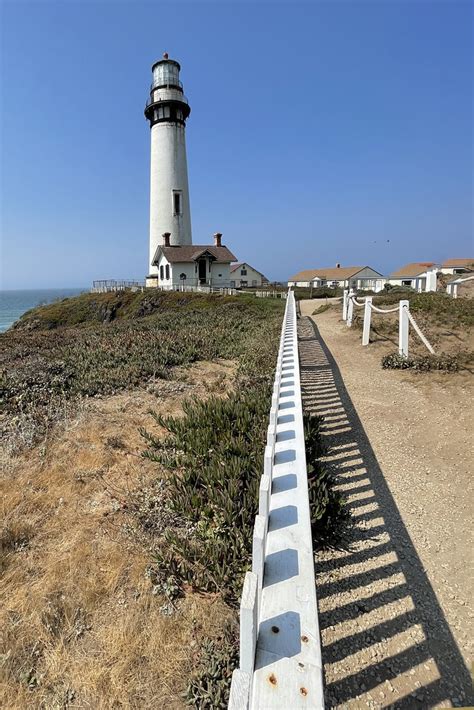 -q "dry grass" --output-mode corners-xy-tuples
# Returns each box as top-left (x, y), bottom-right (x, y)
(0, 361), (235, 709)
